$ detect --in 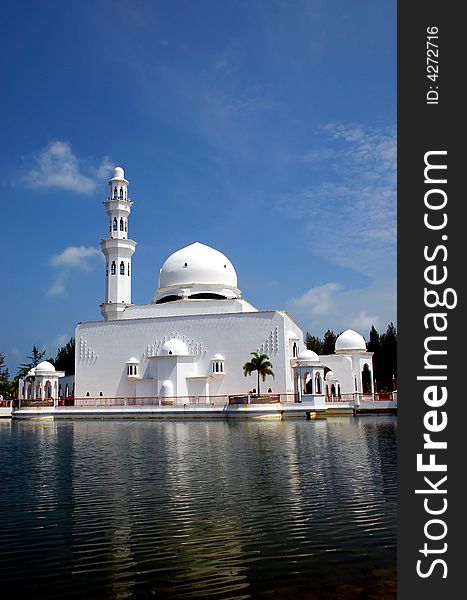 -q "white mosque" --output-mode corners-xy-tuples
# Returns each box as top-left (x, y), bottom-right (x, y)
(21, 167), (375, 406)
